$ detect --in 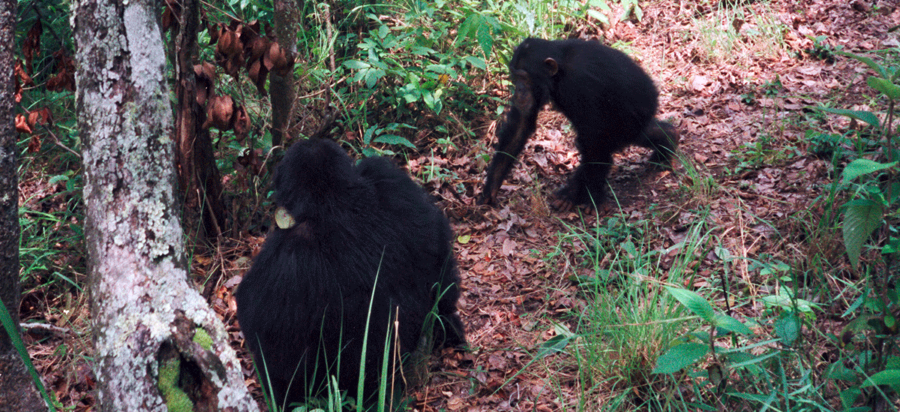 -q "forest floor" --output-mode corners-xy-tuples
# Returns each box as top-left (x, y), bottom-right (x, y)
(18, 0), (900, 411)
